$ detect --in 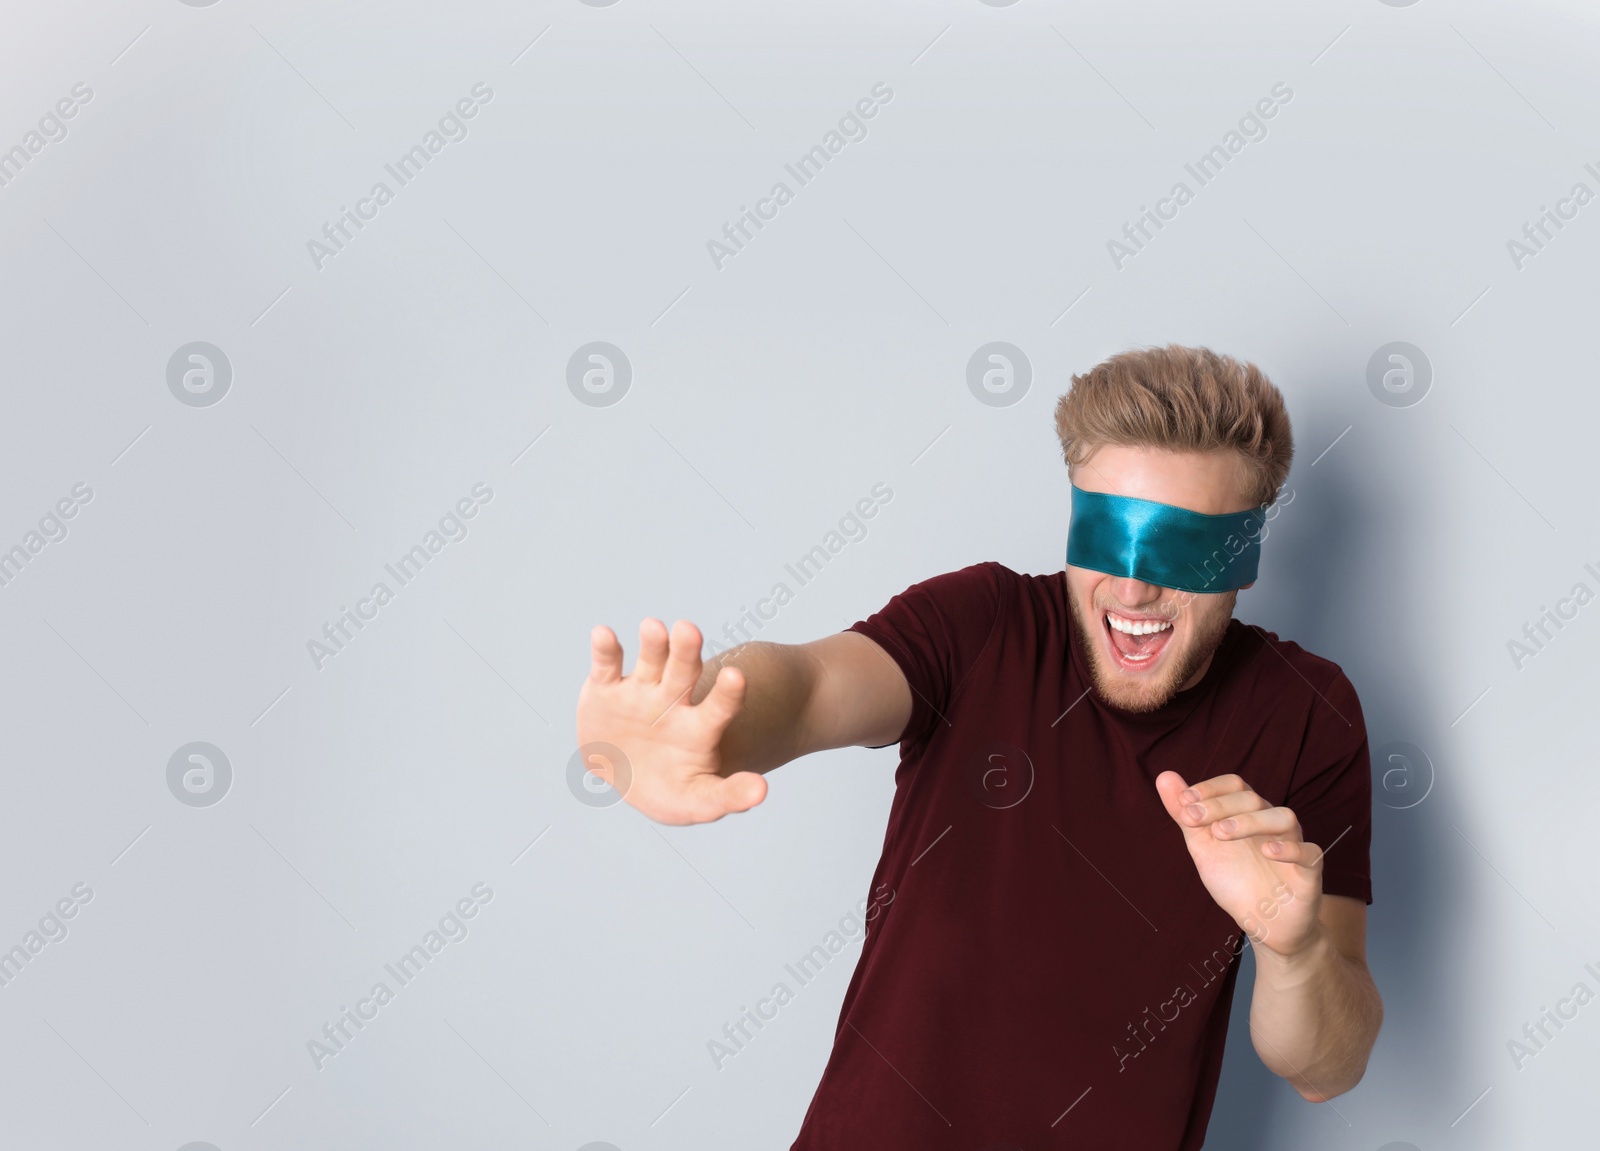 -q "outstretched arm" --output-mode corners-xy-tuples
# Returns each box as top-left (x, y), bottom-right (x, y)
(576, 619), (910, 825)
